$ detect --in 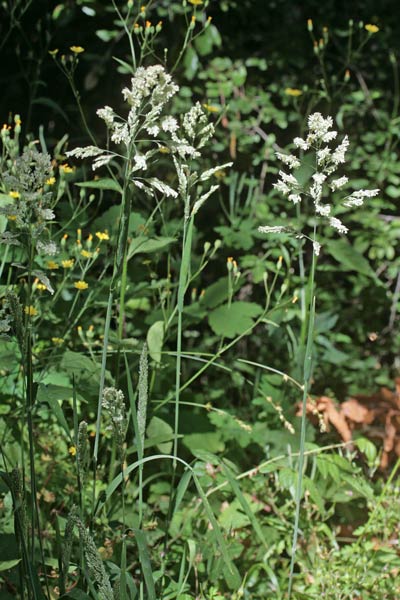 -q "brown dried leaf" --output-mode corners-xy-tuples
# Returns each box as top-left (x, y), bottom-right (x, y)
(341, 398), (374, 424)
(316, 396), (352, 442)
